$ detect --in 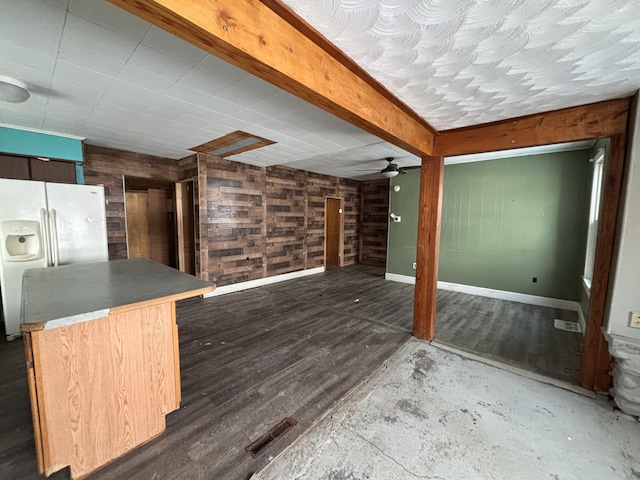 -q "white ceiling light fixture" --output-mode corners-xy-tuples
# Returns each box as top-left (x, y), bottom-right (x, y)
(380, 169), (399, 178)
(0, 75), (30, 103)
